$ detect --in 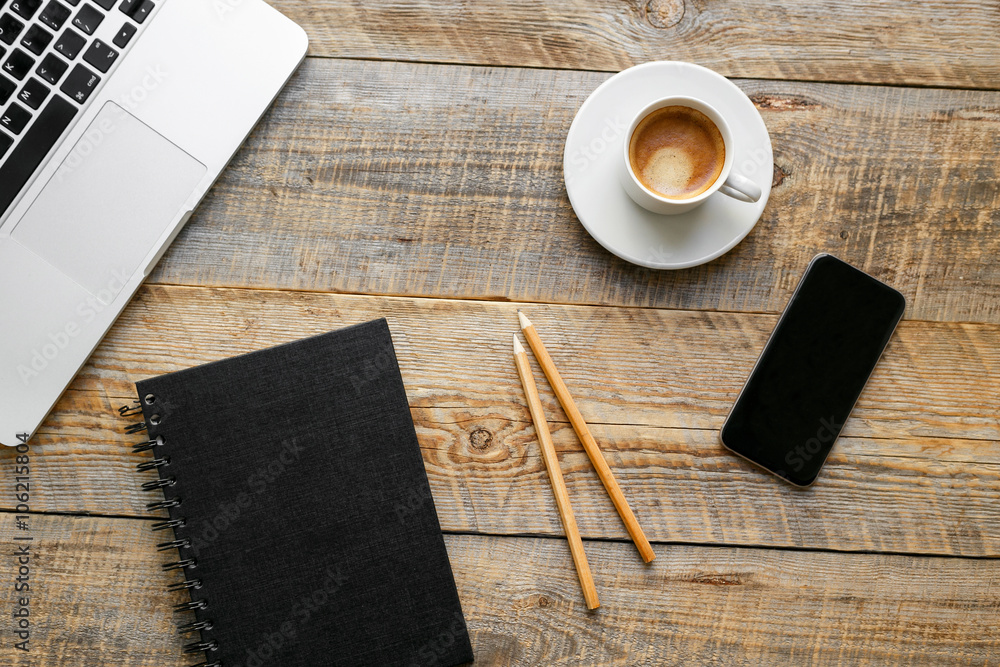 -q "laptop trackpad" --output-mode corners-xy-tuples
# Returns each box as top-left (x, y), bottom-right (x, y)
(12, 102), (206, 300)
